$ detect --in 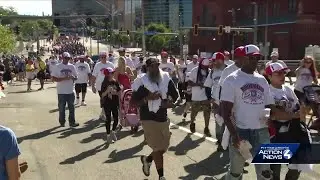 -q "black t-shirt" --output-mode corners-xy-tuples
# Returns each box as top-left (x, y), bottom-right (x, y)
(100, 79), (121, 106)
